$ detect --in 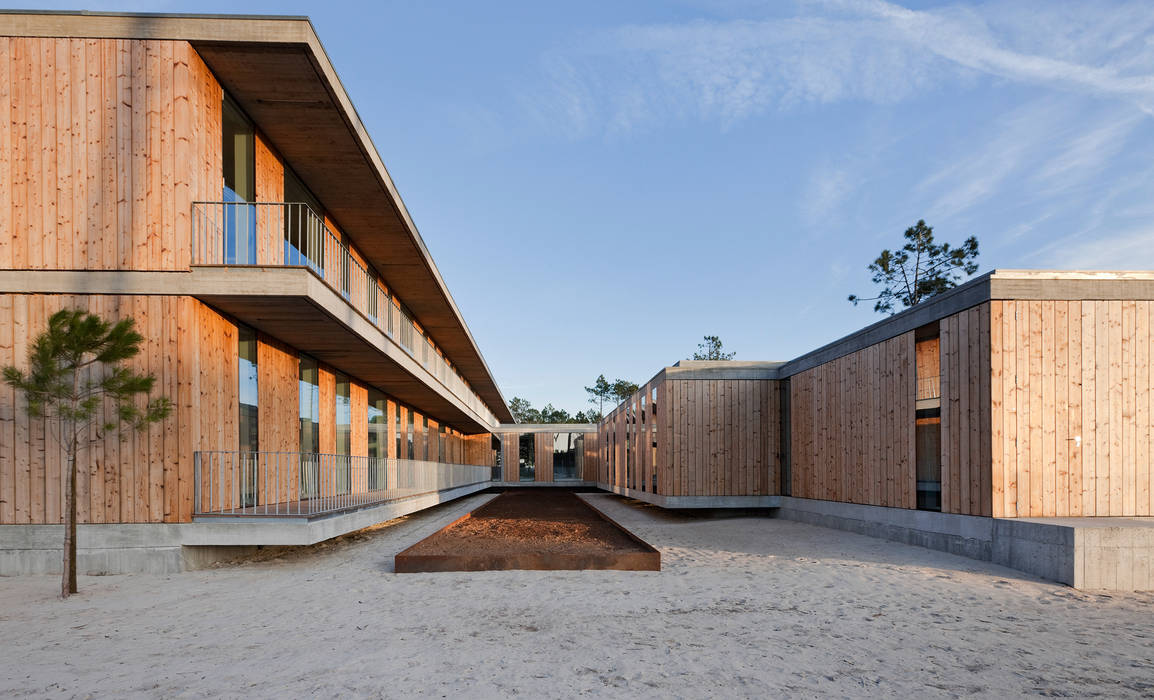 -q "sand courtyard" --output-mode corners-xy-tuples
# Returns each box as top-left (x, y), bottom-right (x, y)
(2, 492), (1152, 698)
